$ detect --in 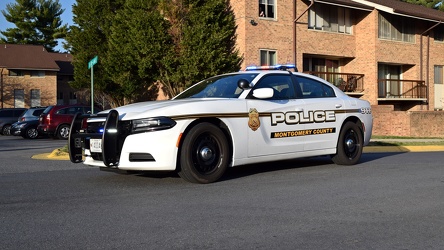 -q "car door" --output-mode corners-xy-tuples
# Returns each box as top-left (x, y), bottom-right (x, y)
(295, 75), (346, 151)
(246, 73), (306, 157)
